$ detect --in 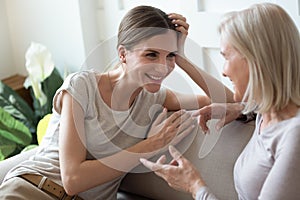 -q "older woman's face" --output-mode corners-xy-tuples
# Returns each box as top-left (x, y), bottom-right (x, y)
(220, 37), (249, 102)
(124, 31), (178, 93)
